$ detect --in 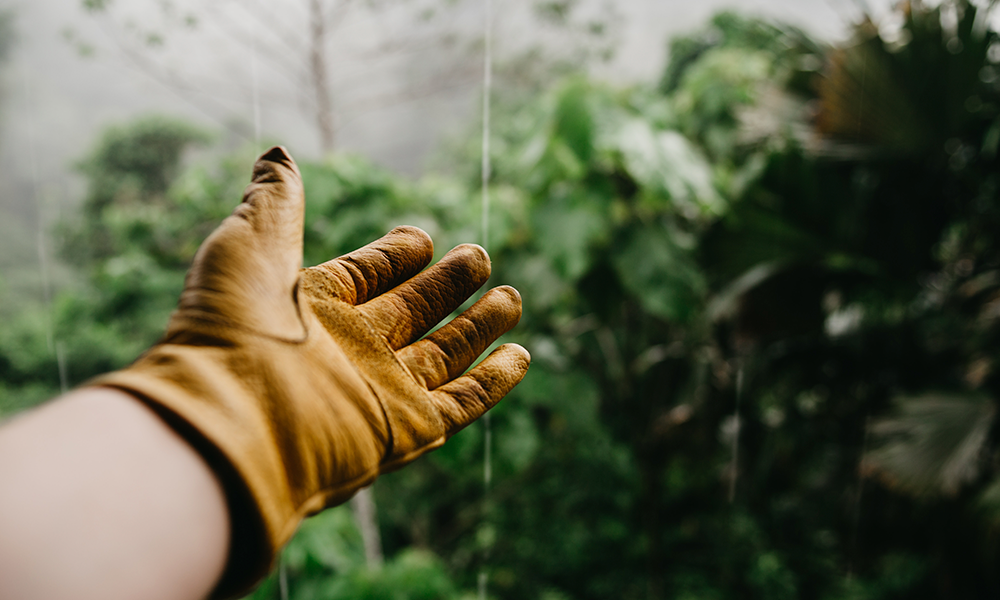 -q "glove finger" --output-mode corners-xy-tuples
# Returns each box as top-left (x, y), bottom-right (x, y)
(430, 343), (531, 434)
(357, 244), (491, 350)
(397, 286), (521, 390)
(240, 146), (305, 242)
(305, 226), (434, 305)
(177, 146), (306, 337)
